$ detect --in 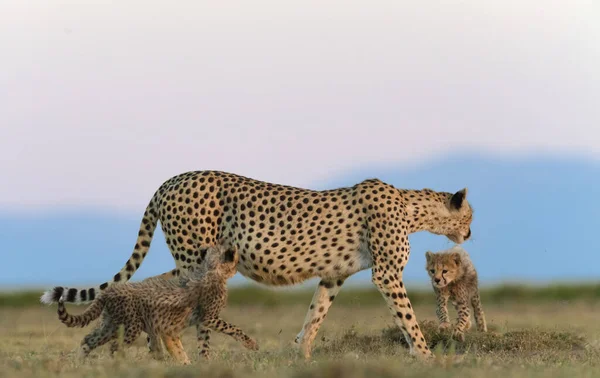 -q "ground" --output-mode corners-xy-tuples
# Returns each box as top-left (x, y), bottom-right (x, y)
(1, 285), (599, 378)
